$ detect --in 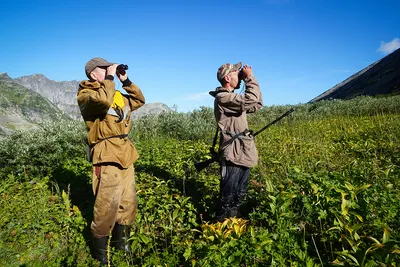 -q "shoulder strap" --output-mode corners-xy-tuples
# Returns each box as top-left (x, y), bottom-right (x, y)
(211, 127), (253, 152)
(221, 129), (252, 149)
(211, 126), (219, 152)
